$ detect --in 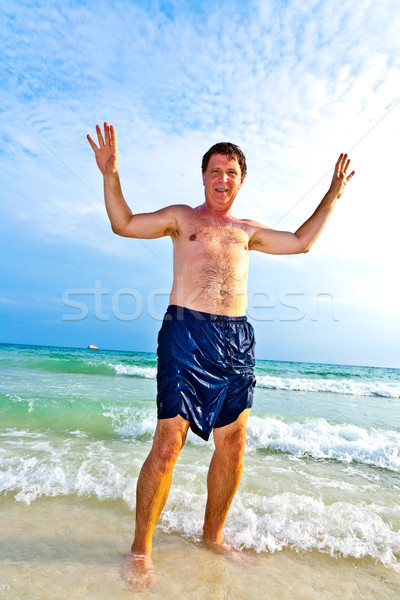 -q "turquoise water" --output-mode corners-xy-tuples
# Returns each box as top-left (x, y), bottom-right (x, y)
(1, 342), (400, 569)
